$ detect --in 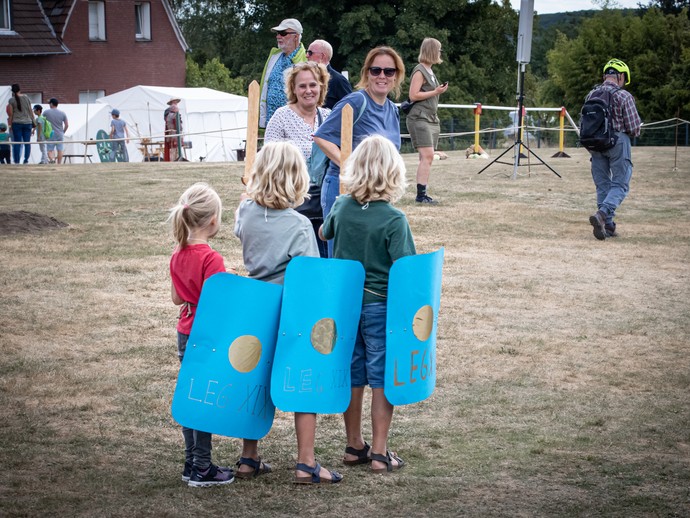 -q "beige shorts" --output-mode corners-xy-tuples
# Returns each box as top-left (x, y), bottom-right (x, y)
(406, 117), (440, 149)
